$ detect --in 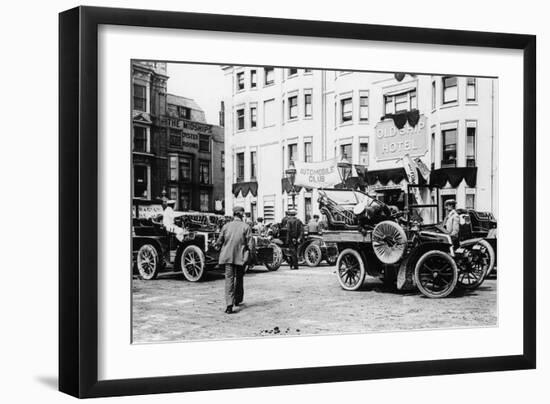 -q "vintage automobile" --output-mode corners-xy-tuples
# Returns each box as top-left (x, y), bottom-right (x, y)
(318, 186), (496, 298)
(268, 223), (339, 267)
(132, 199), (281, 281)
